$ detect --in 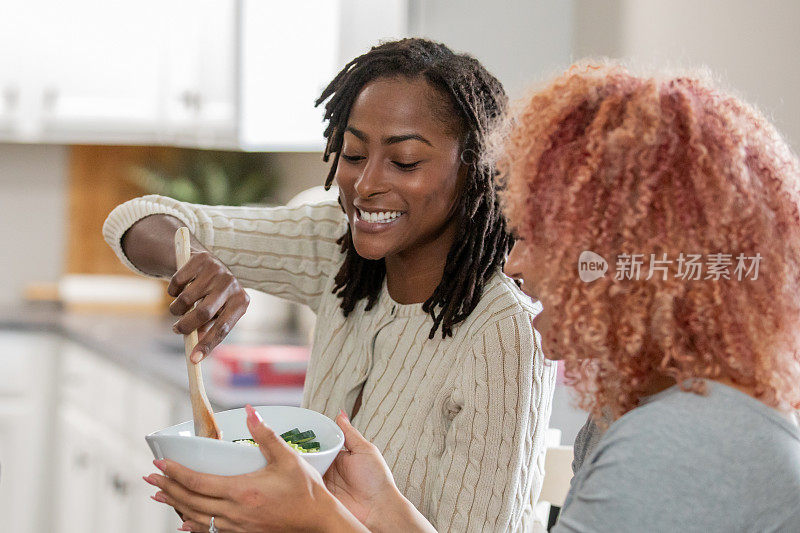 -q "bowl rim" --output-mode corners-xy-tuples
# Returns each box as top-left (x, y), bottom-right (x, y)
(145, 405), (345, 456)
